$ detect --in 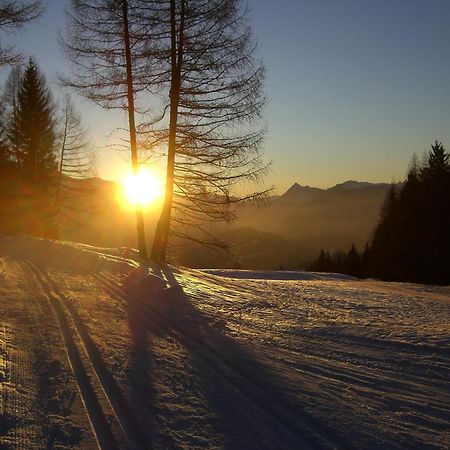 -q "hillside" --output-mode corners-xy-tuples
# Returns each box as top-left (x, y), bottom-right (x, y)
(0, 236), (449, 448)
(0, 173), (394, 269)
(233, 181), (393, 259)
(48, 177), (393, 268)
